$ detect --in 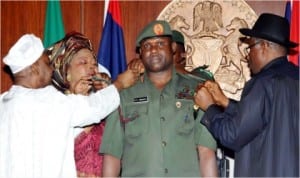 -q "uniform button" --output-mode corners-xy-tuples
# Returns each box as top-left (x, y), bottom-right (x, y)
(160, 117), (165, 121)
(162, 141), (167, 147)
(164, 168), (168, 174)
(176, 101), (181, 108)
